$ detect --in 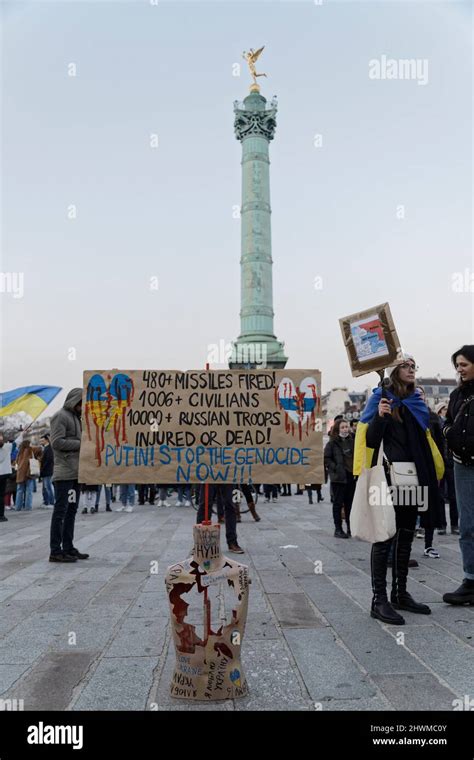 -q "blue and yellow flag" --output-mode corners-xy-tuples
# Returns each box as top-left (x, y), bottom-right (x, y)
(0, 386), (62, 421)
(353, 387), (444, 480)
